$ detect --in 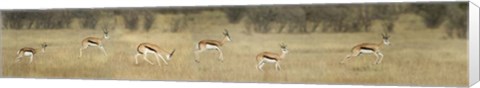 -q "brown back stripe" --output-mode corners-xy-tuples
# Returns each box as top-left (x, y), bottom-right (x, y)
(24, 50), (34, 53)
(87, 40), (99, 45)
(360, 47), (374, 51)
(263, 55), (278, 61)
(21, 49), (36, 54)
(206, 42), (219, 46)
(145, 46), (157, 52)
